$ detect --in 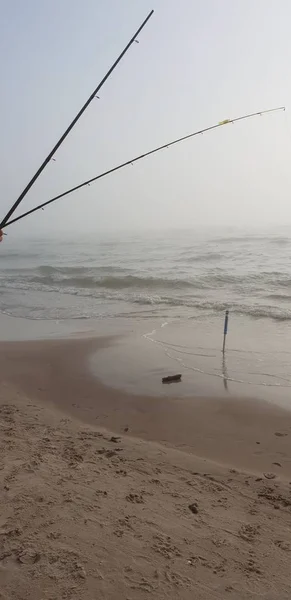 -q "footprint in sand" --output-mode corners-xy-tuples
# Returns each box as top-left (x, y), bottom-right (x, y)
(152, 535), (181, 559)
(164, 569), (191, 587)
(238, 524), (260, 543)
(275, 540), (291, 552)
(95, 490), (108, 497)
(17, 548), (41, 565)
(263, 473), (276, 480)
(126, 493), (144, 504)
(243, 558), (262, 576)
